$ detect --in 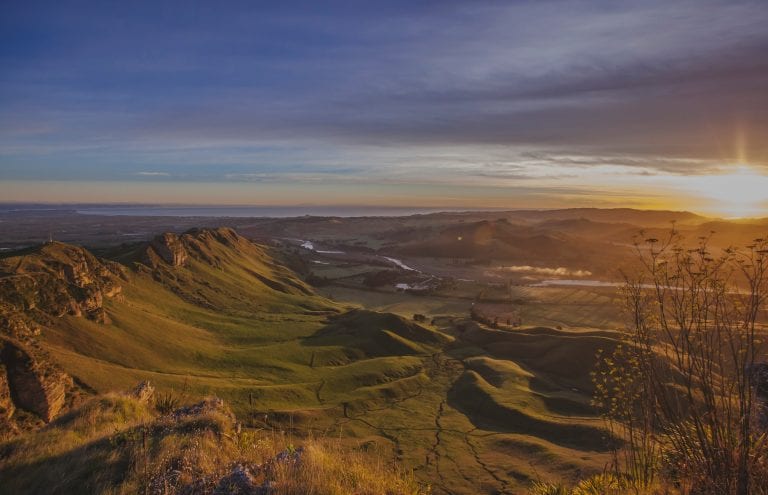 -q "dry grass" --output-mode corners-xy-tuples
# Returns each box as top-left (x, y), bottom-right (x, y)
(0, 392), (429, 495)
(528, 472), (680, 495)
(267, 440), (426, 495)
